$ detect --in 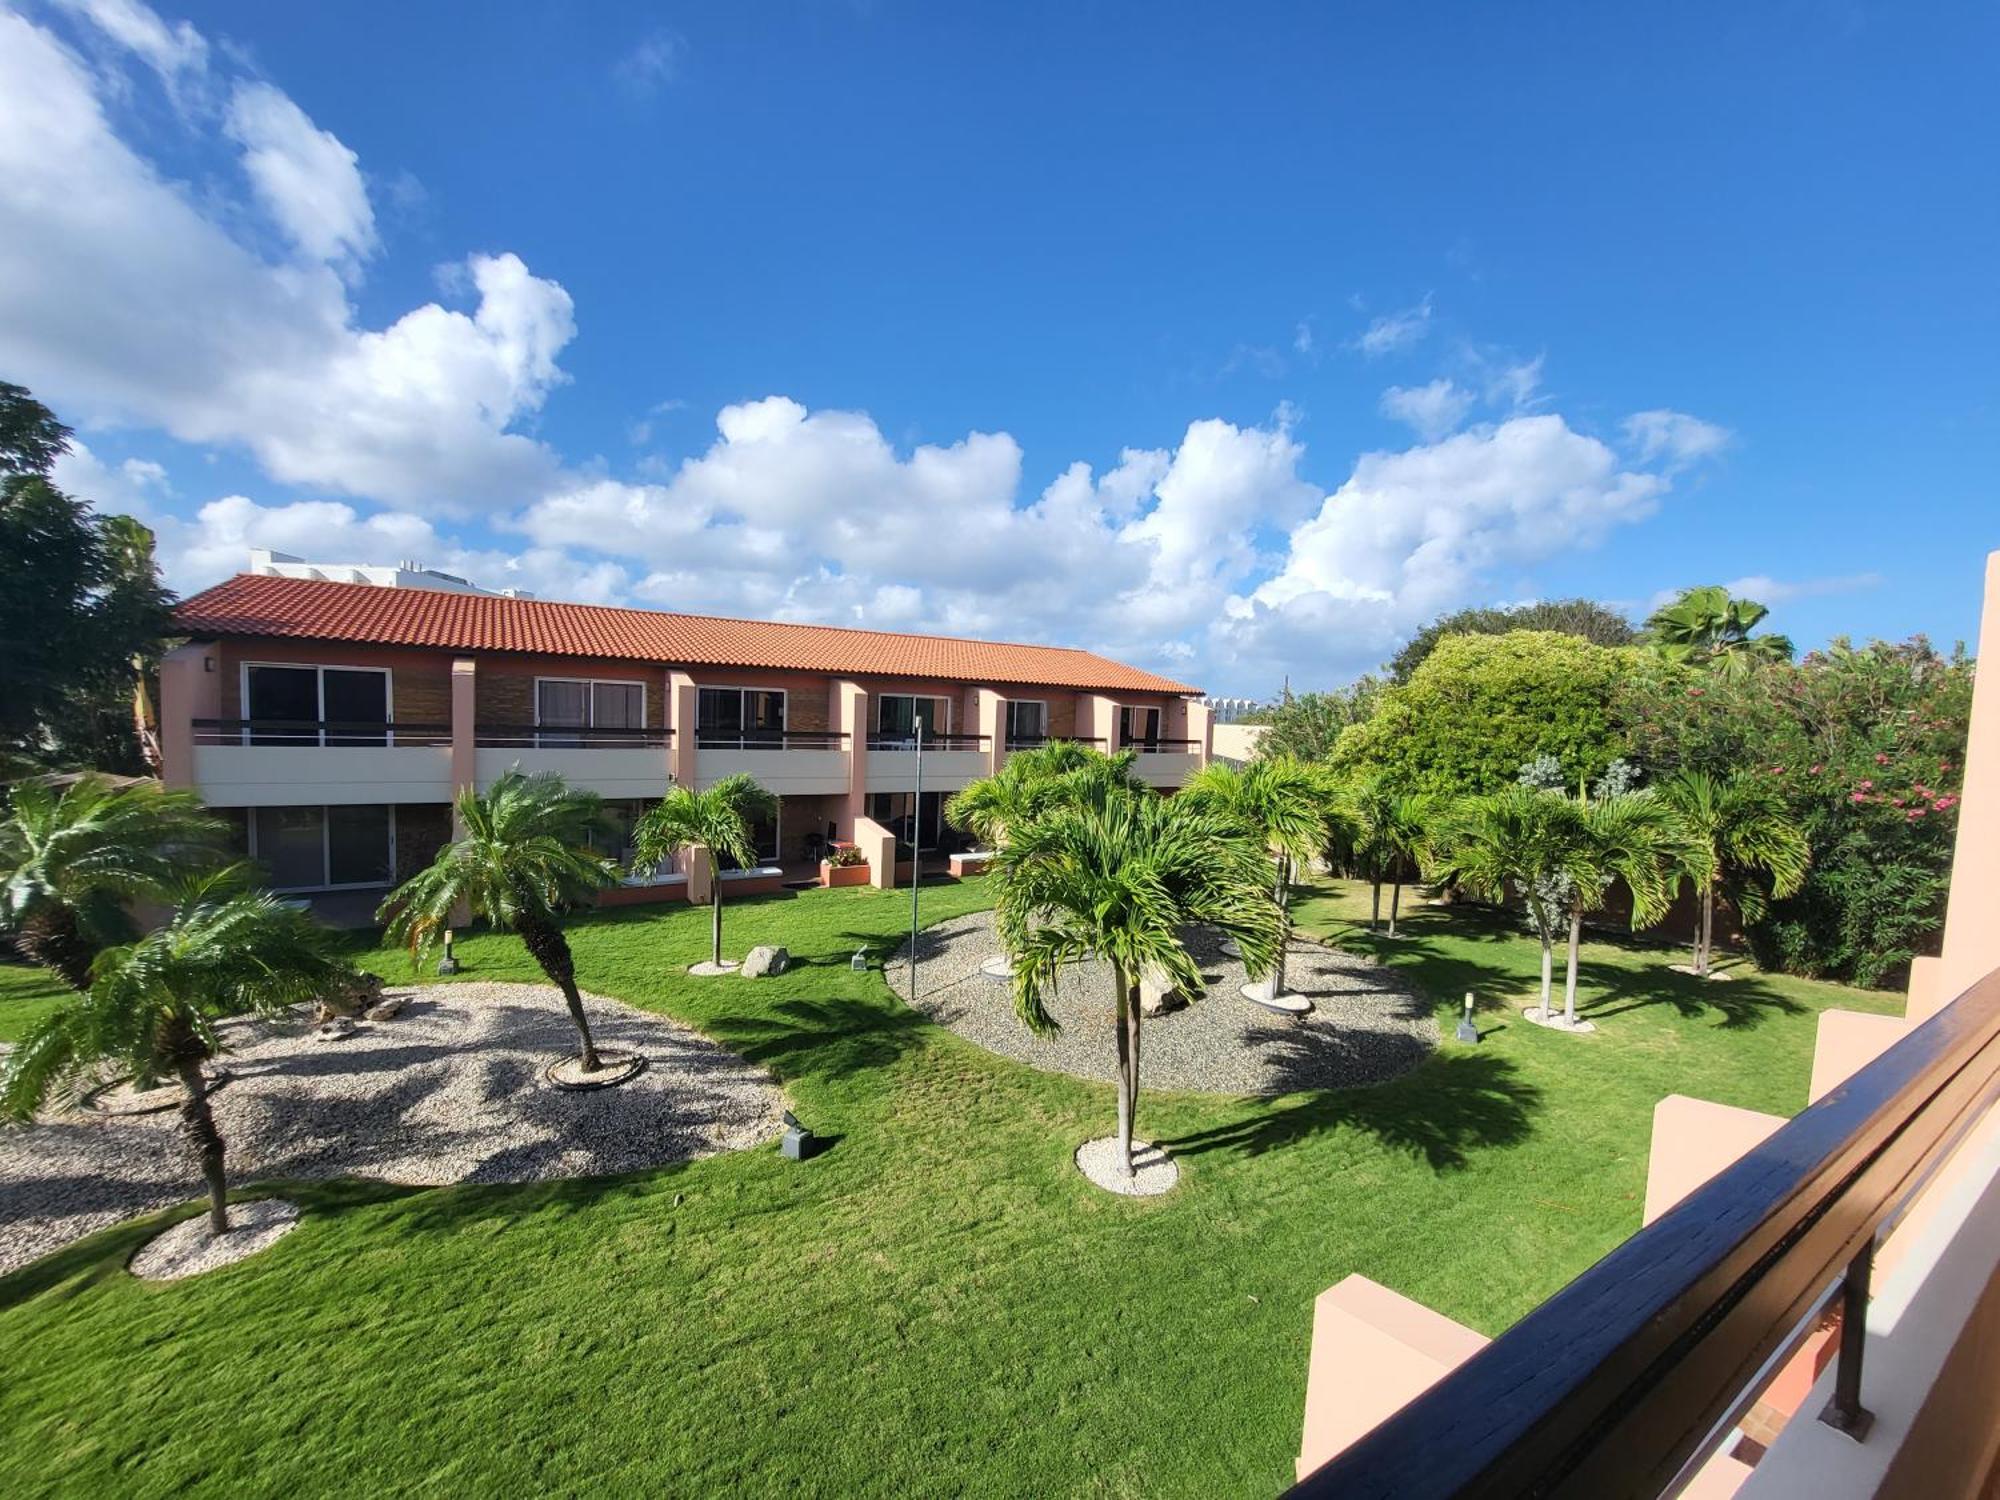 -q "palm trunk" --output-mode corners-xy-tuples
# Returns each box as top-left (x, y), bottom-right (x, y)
(1370, 878), (1382, 931)
(1271, 856), (1291, 997)
(1540, 932), (1554, 1009)
(1388, 879), (1402, 938)
(1112, 964), (1134, 1177)
(174, 1055), (230, 1234)
(710, 855), (725, 968)
(1697, 886), (1714, 977)
(18, 903), (97, 992)
(518, 914), (601, 1071)
(1563, 903), (1583, 1025)
(1126, 976), (1143, 1161)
